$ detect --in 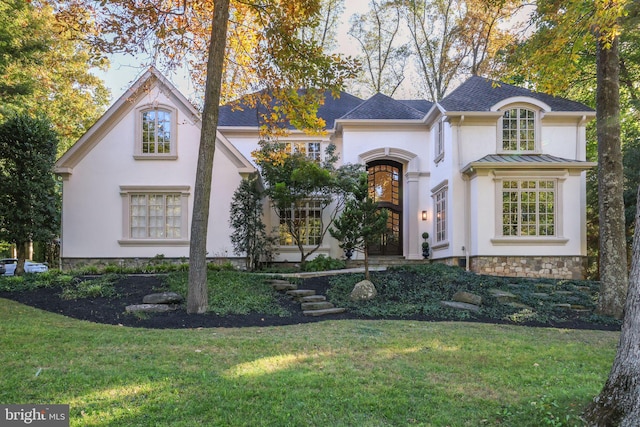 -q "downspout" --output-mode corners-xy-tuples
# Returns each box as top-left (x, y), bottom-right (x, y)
(463, 174), (470, 271)
(58, 175), (63, 271)
(577, 115), (587, 160)
(457, 115), (470, 271)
